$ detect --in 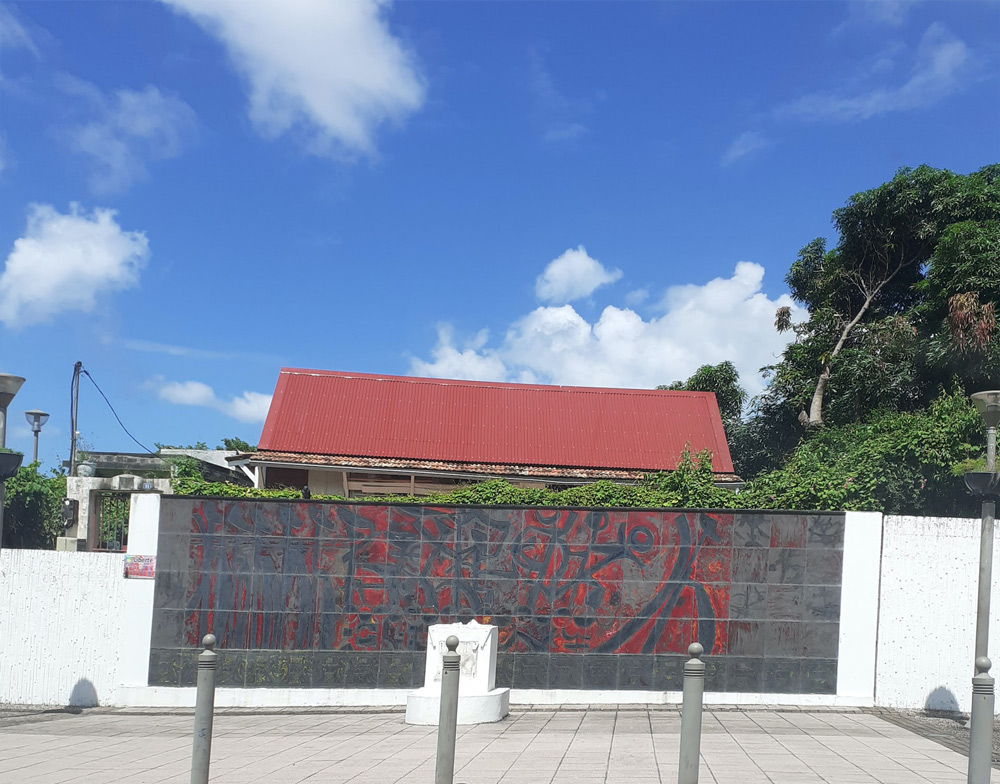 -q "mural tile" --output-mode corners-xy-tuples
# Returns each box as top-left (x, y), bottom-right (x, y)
(729, 584), (767, 620)
(806, 516), (845, 549)
(289, 503), (322, 538)
(388, 507), (422, 542)
(592, 511), (627, 544)
(804, 586), (841, 621)
(148, 648), (180, 686)
(802, 623), (840, 659)
(732, 549), (769, 583)
(764, 621), (803, 657)
(550, 615), (594, 653)
(766, 549), (806, 585)
(704, 657), (725, 692)
(770, 515), (807, 548)
(807, 550), (844, 586)
(284, 538), (320, 575)
(379, 652), (420, 688)
(244, 651), (270, 687)
(691, 547), (732, 583)
(192, 500), (225, 534)
(222, 501), (255, 535)
(421, 507), (458, 542)
(251, 502), (290, 537)
(728, 621), (764, 657)
(318, 506), (351, 539)
(732, 514), (770, 547)
(216, 649), (248, 688)
(491, 615), (518, 652)
(766, 585), (805, 621)
(698, 513), (734, 547)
